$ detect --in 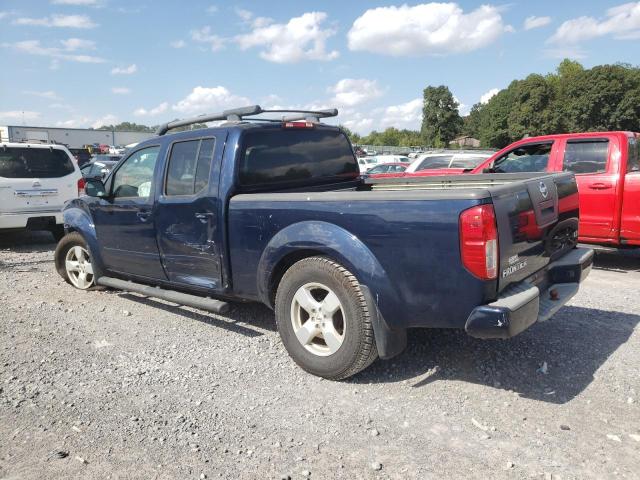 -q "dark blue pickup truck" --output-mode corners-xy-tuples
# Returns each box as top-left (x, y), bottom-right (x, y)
(55, 105), (593, 379)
